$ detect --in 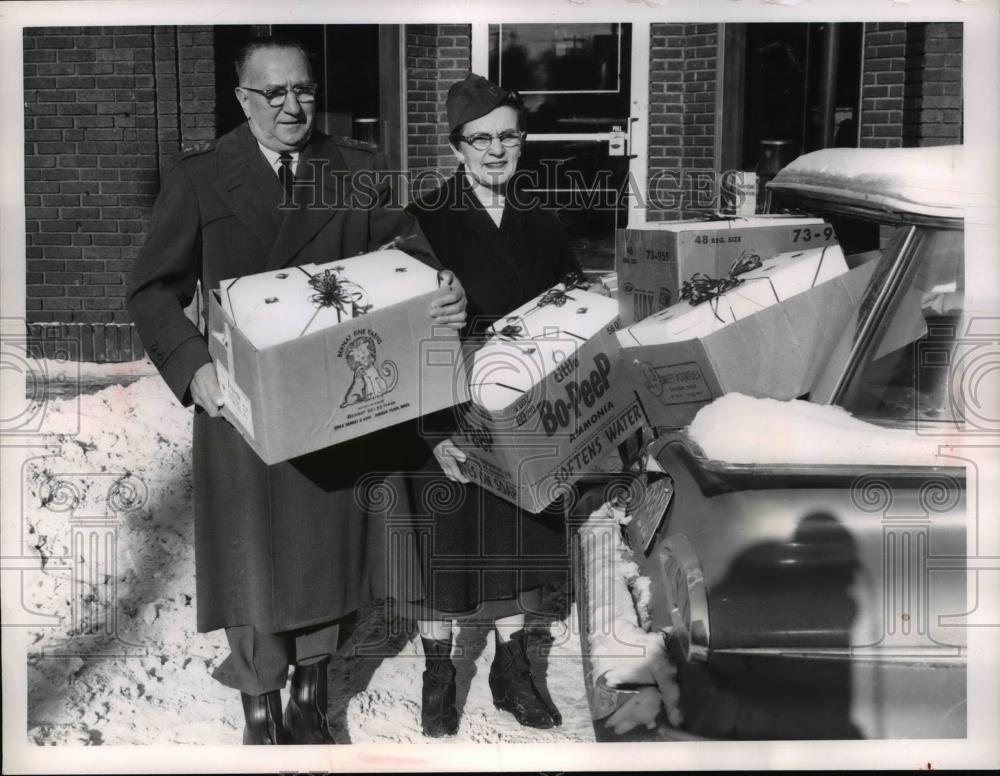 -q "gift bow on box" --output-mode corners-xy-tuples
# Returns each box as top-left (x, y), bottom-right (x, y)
(679, 245), (839, 324)
(621, 243), (847, 347)
(306, 267), (372, 327)
(680, 250), (763, 310)
(489, 271), (593, 345)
